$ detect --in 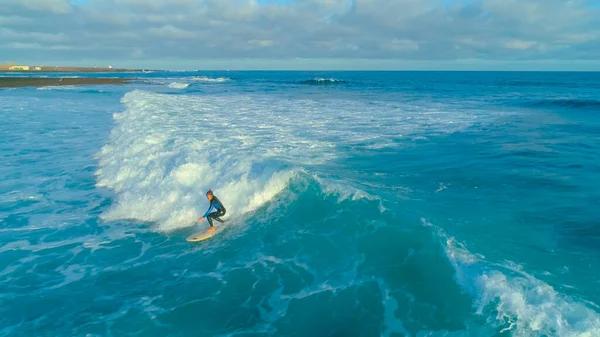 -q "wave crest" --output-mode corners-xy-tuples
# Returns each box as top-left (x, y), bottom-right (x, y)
(167, 82), (189, 89)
